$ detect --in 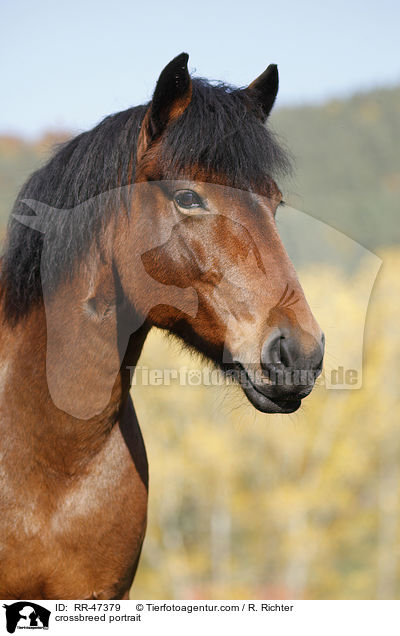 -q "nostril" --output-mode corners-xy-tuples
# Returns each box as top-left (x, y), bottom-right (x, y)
(261, 333), (283, 369)
(270, 336), (282, 365)
(261, 330), (325, 383)
(279, 336), (291, 368)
